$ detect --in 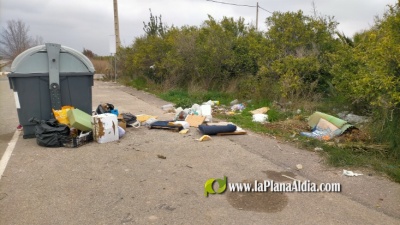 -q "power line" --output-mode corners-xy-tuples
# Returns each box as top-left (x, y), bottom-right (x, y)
(205, 0), (273, 14)
(258, 5), (273, 14)
(206, 0), (256, 8)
